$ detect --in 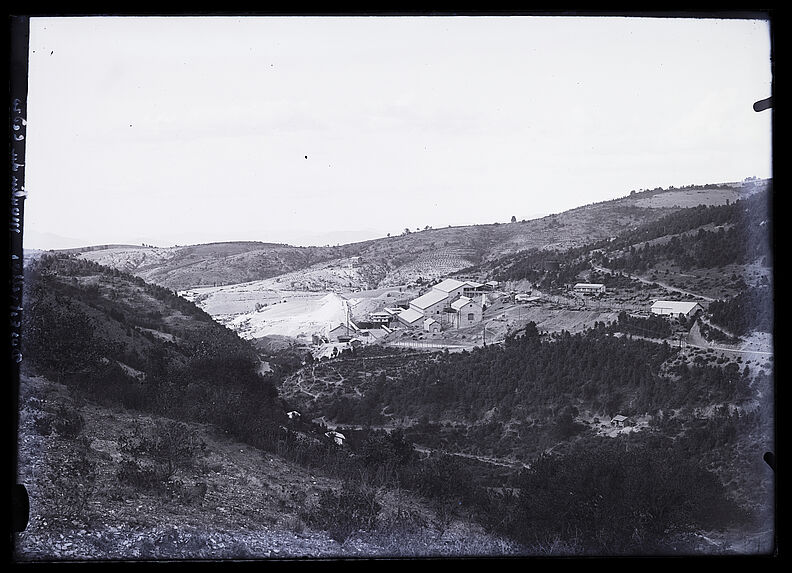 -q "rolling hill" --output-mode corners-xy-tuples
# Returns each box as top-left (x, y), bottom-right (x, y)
(56, 180), (768, 292)
(15, 176), (775, 558)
